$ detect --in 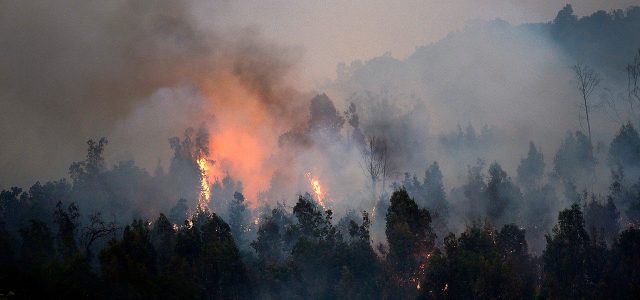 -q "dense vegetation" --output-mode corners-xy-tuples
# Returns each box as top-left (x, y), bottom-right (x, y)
(3, 4), (640, 300)
(2, 118), (640, 299)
